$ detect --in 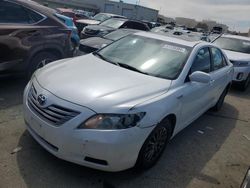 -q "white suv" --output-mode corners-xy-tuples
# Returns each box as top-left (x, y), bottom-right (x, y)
(213, 34), (250, 91)
(23, 32), (233, 172)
